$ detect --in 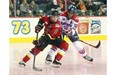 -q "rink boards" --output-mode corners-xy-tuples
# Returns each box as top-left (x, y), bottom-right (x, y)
(9, 17), (107, 43)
